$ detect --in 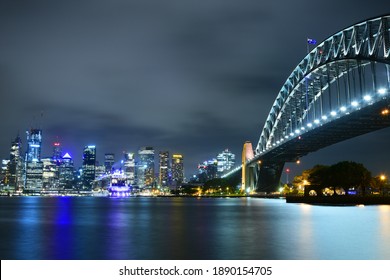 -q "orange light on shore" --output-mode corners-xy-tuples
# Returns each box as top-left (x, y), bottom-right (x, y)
(381, 109), (389, 115)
